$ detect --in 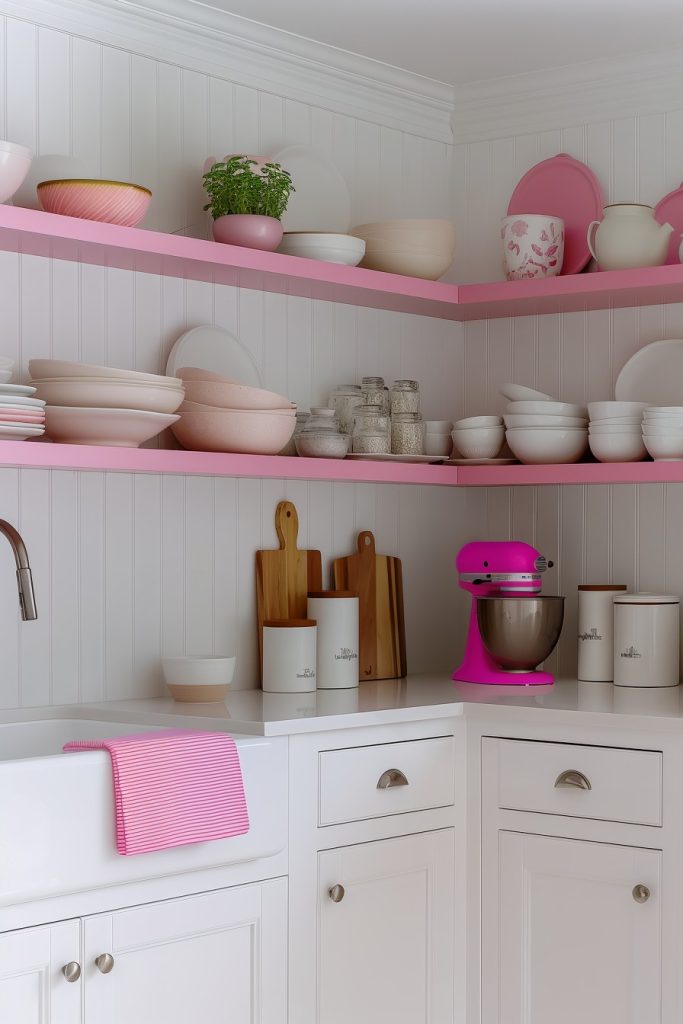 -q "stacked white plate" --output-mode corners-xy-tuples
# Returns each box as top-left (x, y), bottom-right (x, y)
(29, 360), (184, 447)
(502, 388), (588, 464)
(0, 382), (46, 440)
(587, 401), (648, 462)
(641, 407), (683, 461)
